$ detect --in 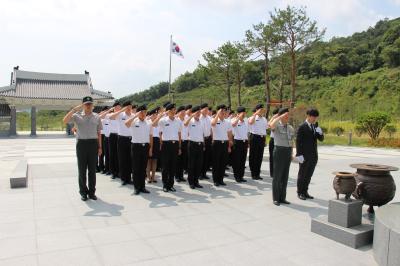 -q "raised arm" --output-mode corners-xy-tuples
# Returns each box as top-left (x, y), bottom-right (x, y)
(99, 107), (114, 119)
(124, 112), (140, 128)
(63, 104), (83, 125)
(184, 113), (195, 127)
(109, 106), (127, 120)
(152, 112), (165, 127)
(211, 109), (221, 126)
